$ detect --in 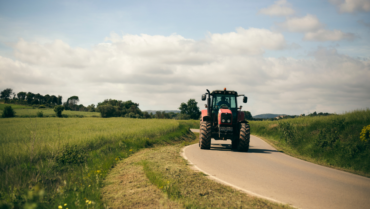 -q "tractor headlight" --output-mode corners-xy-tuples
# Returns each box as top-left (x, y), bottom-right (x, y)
(222, 119), (225, 123)
(227, 119), (230, 123)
